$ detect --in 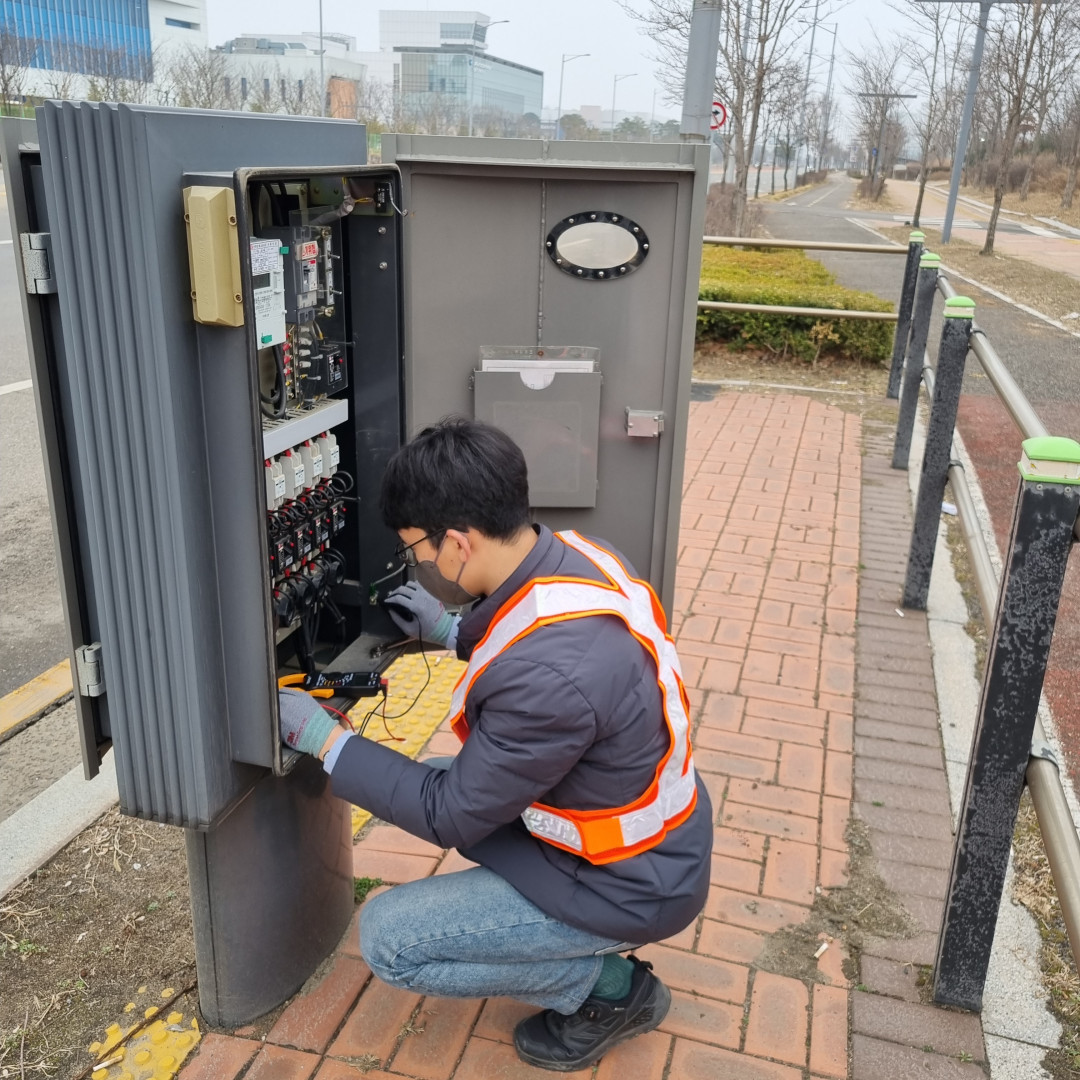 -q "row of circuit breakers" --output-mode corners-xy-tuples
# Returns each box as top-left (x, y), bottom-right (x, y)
(251, 220), (350, 593)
